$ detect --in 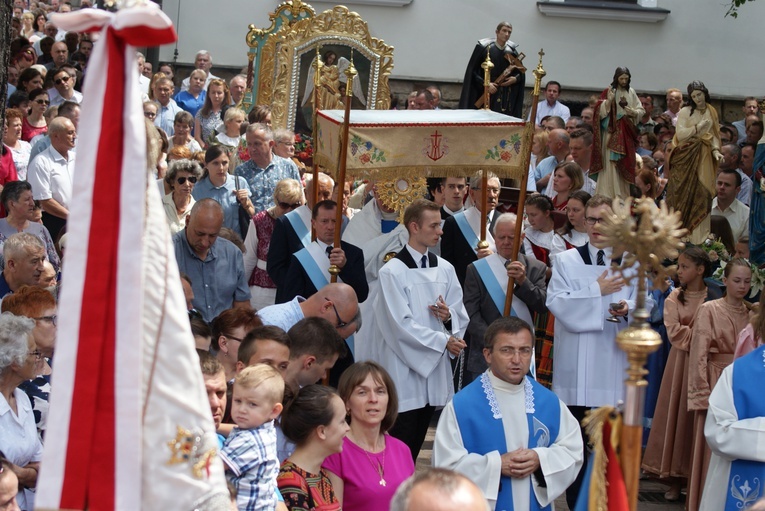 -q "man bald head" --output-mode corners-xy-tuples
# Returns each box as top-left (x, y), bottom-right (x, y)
(304, 172), (335, 208)
(184, 199), (224, 260)
(391, 468), (490, 511)
(301, 282), (360, 340)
